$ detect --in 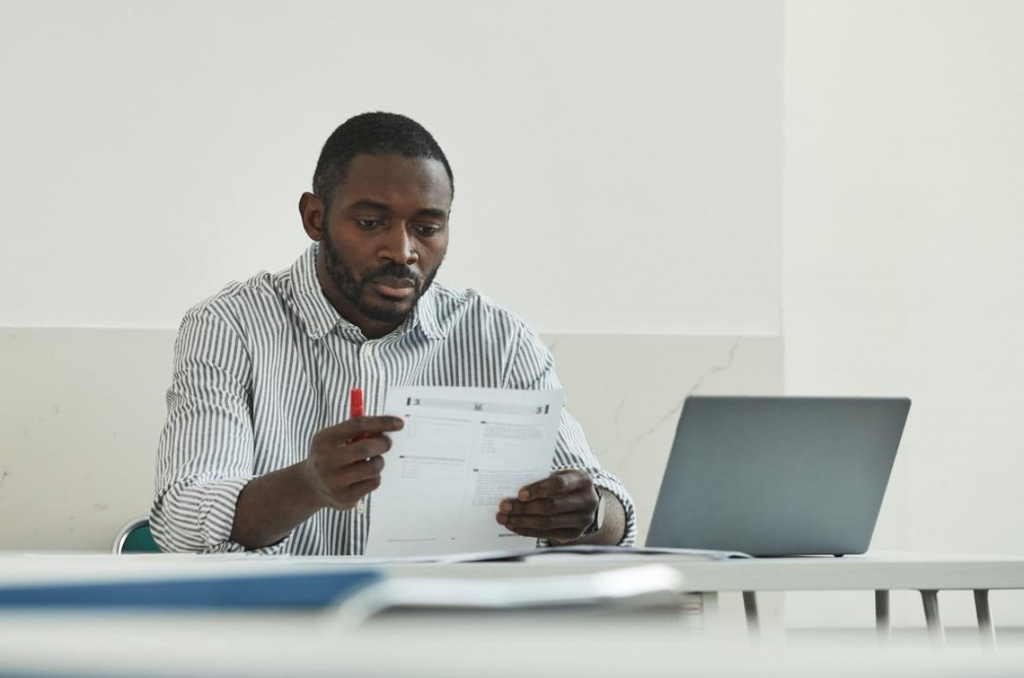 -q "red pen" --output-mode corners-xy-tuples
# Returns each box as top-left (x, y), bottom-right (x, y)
(350, 388), (367, 442)
(350, 388), (364, 419)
